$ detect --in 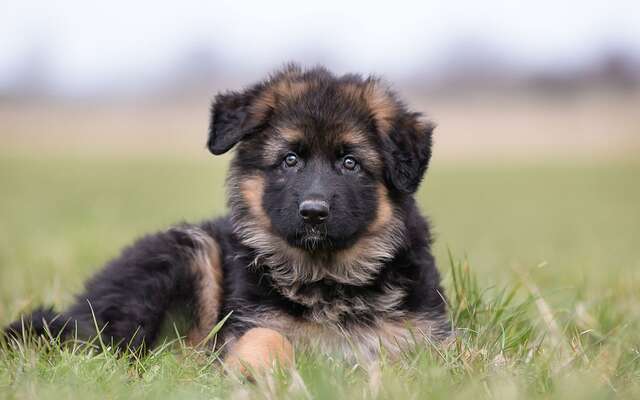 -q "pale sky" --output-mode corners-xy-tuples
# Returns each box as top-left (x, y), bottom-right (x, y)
(1, 0), (638, 94)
